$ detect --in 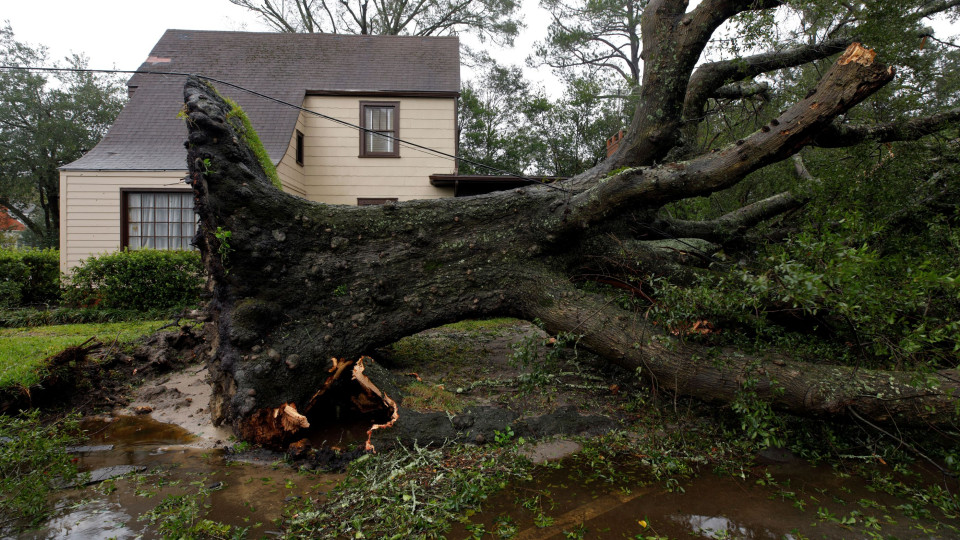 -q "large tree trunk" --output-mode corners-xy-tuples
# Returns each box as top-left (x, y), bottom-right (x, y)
(183, 40), (959, 448)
